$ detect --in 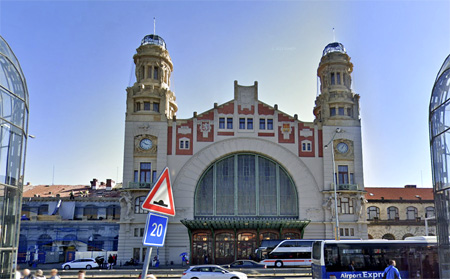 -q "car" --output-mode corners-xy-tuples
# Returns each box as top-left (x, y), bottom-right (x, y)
(61, 258), (99, 270)
(182, 265), (247, 279)
(222, 260), (266, 269)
